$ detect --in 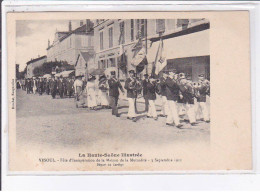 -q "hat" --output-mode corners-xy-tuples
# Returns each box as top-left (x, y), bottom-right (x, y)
(76, 74), (83, 78)
(144, 74), (148, 77)
(99, 75), (106, 81)
(88, 74), (96, 81)
(110, 71), (116, 75)
(128, 70), (135, 74)
(179, 73), (185, 79)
